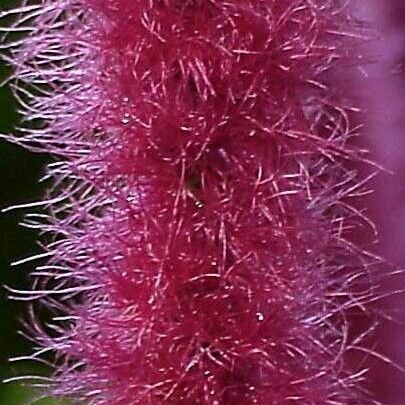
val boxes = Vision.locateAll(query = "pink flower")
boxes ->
[3,1,386,403]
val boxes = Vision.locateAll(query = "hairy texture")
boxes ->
[2,1,380,404]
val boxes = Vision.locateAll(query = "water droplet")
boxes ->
[195,200,204,209]
[121,113,130,124]
[256,312,264,321]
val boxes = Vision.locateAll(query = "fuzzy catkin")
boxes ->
[3,1,380,404]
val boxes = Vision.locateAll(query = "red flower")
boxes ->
[3,1,384,403]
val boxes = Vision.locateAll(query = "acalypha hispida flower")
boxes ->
[1,1,400,404]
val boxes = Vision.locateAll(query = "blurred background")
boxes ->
[0,1,404,404]
[358,2,405,405]
[0,1,53,403]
